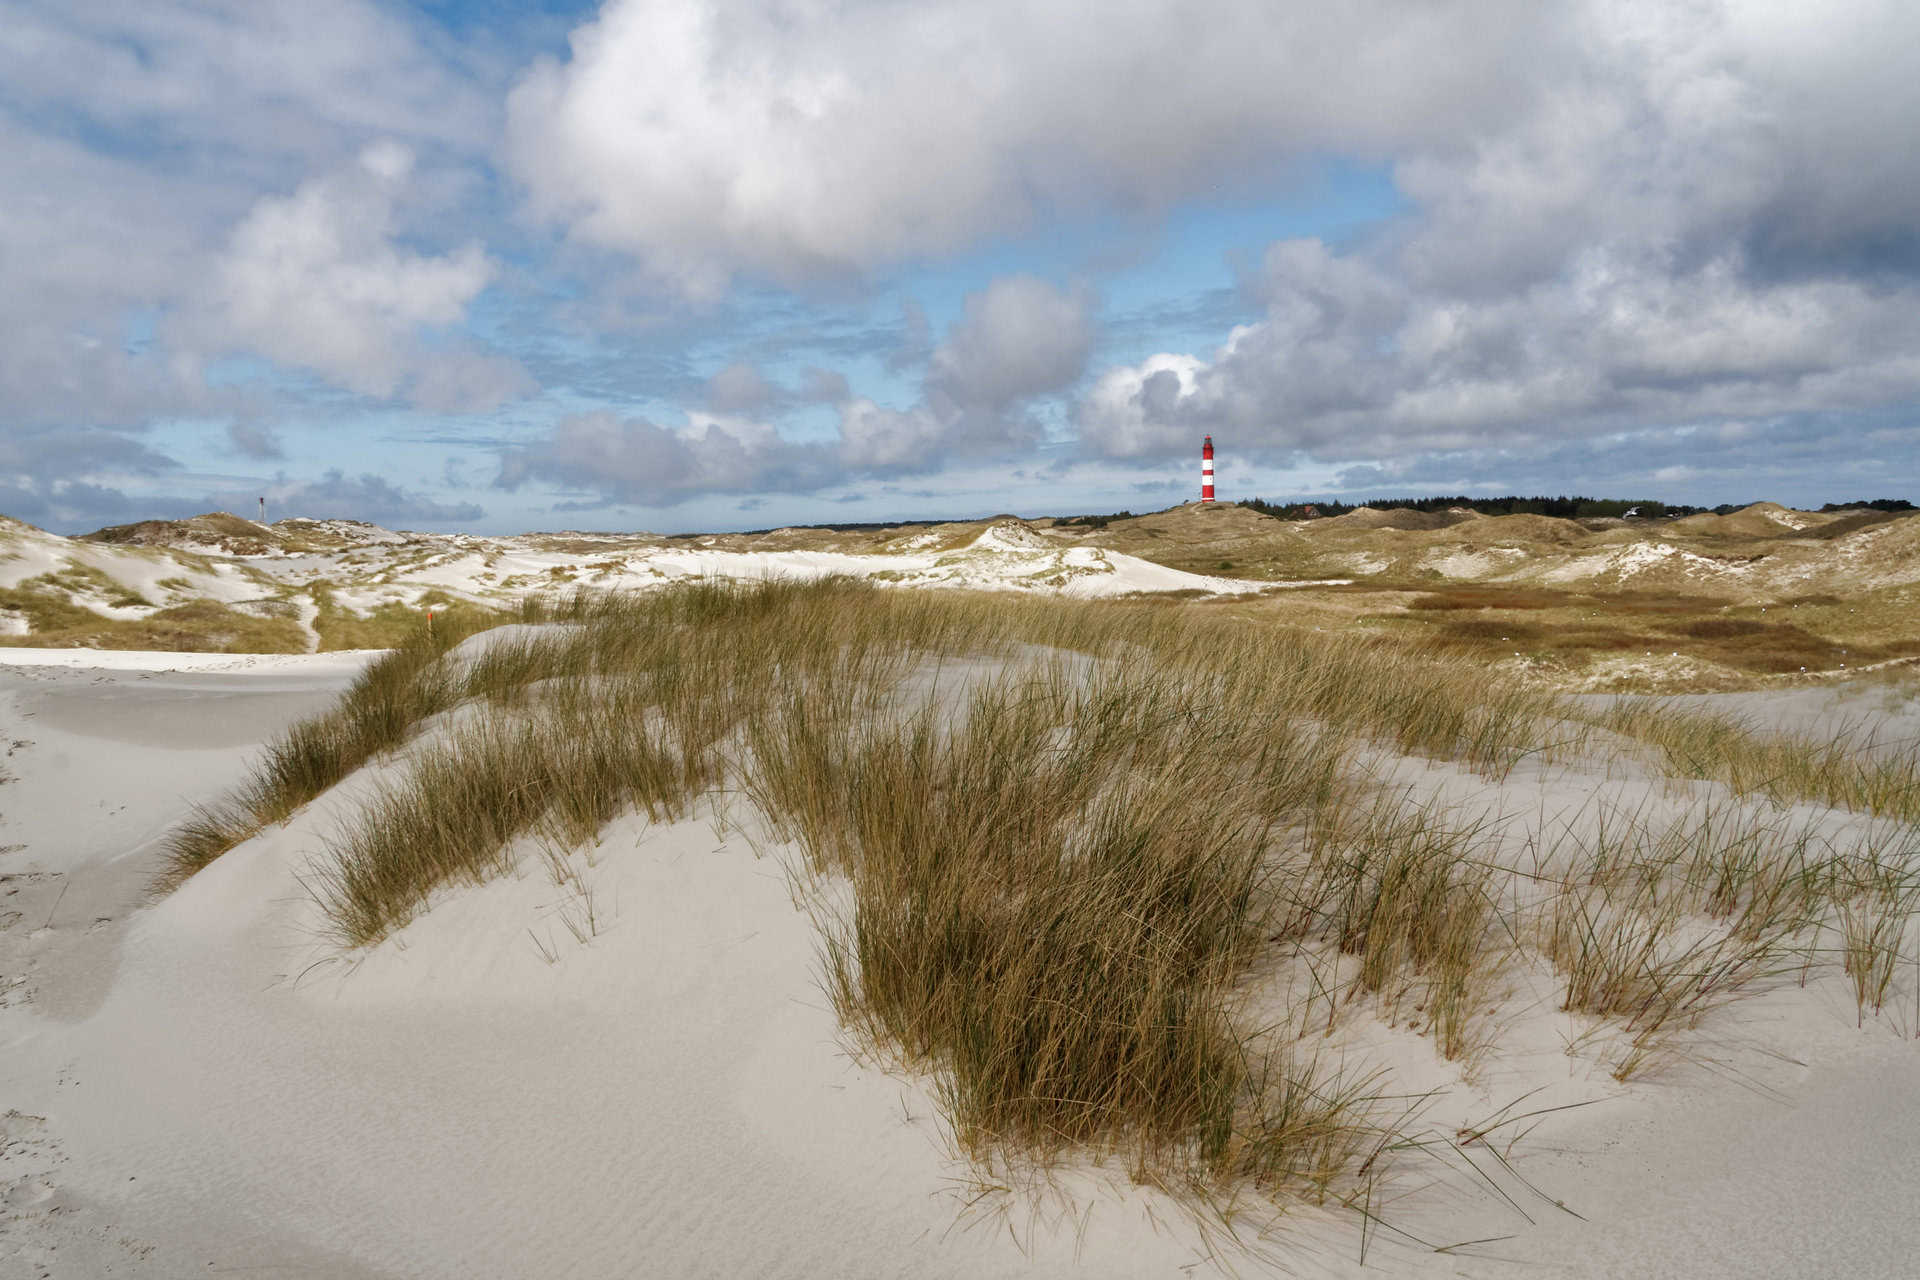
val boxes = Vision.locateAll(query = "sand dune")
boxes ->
[6,599,1920,1276]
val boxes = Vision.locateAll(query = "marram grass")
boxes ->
[154,577,1920,1220]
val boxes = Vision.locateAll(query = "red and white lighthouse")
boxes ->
[1201,436,1215,503]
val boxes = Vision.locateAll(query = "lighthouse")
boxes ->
[1201,436,1215,503]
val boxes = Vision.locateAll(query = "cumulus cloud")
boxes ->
[500,0,1920,503]
[0,426,188,532]
[1081,238,1920,463]
[843,275,1087,470]
[506,0,1552,293]
[503,271,1081,507]
[1075,2,1920,477]
[0,2,502,434]
[928,276,1094,411]
[704,362,779,415]
[175,143,525,410]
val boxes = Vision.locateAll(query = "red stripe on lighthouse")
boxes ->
[1201,435,1215,503]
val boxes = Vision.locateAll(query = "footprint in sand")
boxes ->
[4,1176,54,1207]
[0,1110,46,1142]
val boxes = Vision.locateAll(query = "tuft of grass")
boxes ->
[764,659,1375,1193]
[1830,846,1920,1026]
[1601,699,1920,823]
[308,697,682,944]
[1294,799,1501,1062]
[151,606,506,892]
[1541,806,1825,1078]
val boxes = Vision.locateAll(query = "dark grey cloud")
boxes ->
[928,276,1094,411]
[0,428,186,528]
[238,470,486,525]
[0,481,203,534]
[226,421,285,461]
[496,413,837,507]
[0,428,180,480]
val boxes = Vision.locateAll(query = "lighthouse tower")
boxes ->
[1201,436,1215,503]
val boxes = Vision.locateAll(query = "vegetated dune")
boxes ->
[0,511,1265,654]
[11,499,1920,694]
[1440,512,1592,544]
[1300,506,1477,533]
[9,579,1920,1276]
[84,511,291,556]
[1665,500,1838,539]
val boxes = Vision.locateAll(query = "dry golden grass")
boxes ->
[152,576,1920,1228]
[1600,700,1920,822]
[308,581,497,651]
[0,589,308,653]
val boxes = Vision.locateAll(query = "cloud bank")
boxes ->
[505,0,1552,293]
[508,0,1920,495]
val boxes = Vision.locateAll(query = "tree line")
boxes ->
[1235,495,1914,520]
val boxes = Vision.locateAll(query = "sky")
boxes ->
[6,1,1920,534]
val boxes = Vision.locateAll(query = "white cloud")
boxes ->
[179,143,523,409]
[3,1,496,162]
[506,0,1554,293]
[1078,354,1207,459]
[1080,239,1920,462]
[501,269,1080,505]
[1076,1,1920,468]
[0,1,507,437]
[836,400,951,471]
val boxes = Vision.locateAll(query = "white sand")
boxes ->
[5,654,1920,1277]
[0,647,384,672]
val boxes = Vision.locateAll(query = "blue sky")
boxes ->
[6,1,1920,533]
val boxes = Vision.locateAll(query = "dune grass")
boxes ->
[153,605,502,889]
[1600,699,1920,823]
[154,576,1920,1223]
[0,583,308,653]
[307,581,497,651]
[1290,799,1504,1063]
